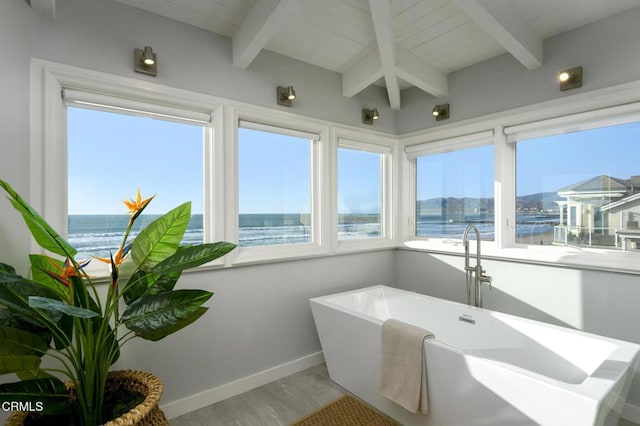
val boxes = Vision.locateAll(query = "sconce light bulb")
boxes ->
[285,86,296,100]
[559,71,570,82]
[141,46,155,65]
[432,110,439,117]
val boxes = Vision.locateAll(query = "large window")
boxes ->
[414,144,495,241]
[515,121,640,250]
[67,106,206,260]
[337,146,384,240]
[237,124,314,247]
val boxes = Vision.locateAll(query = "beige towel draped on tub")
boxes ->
[380,318,434,414]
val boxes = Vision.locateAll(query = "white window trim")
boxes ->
[333,128,398,253]
[227,107,330,265]
[30,59,225,274]
[400,78,640,274]
[31,59,402,269]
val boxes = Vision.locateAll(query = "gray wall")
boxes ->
[397,5,640,134]
[3,0,640,419]
[0,0,397,416]
[396,249,640,410]
[117,250,397,404]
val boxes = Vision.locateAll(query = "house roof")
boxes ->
[557,175,631,194]
[601,192,640,212]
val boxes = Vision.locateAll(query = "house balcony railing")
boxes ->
[553,225,616,247]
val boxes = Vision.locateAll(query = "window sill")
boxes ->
[232,243,330,265]
[401,239,640,275]
[335,238,397,253]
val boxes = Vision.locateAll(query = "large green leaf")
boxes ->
[70,276,99,314]
[16,369,52,380]
[28,255,70,299]
[0,263,16,274]
[28,297,98,319]
[123,270,181,305]
[0,283,30,313]
[0,309,53,348]
[122,290,212,339]
[123,270,152,306]
[0,179,76,258]
[0,325,48,356]
[132,202,191,270]
[0,355,41,374]
[0,377,70,414]
[124,242,234,305]
[136,307,208,341]
[0,282,61,328]
[151,242,237,275]
[0,272,62,302]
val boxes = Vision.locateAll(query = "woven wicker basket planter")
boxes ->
[5,370,169,426]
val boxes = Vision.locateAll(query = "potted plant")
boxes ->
[0,179,236,425]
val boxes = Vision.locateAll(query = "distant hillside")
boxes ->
[416,197,493,215]
[515,192,562,212]
[417,192,561,215]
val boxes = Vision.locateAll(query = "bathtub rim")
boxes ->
[310,284,640,405]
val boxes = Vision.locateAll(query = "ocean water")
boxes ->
[68,213,383,259]
[416,213,560,241]
[68,213,558,259]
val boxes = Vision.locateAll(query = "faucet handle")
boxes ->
[481,274,492,291]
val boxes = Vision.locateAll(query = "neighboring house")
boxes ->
[554,175,640,248]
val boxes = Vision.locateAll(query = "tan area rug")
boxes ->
[292,395,400,426]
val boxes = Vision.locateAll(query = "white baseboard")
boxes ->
[160,351,325,420]
[623,401,640,424]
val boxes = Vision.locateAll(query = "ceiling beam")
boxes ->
[396,48,448,97]
[342,50,384,98]
[232,0,293,70]
[29,0,56,17]
[452,0,542,70]
[368,0,401,110]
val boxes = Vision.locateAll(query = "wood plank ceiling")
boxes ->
[85,0,640,109]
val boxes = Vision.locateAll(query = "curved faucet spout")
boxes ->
[462,224,491,308]
[462,225,481,269]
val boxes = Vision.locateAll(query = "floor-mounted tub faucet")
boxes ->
[462,225,492,308]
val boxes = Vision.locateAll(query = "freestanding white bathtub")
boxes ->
[310,285,640,426]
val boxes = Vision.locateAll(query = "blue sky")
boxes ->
[238,128,311,214]
[69,107,640,213]
[338,148,381,214]
[516,121,640,196]
[416,121,640,200]
[69,109,384,215]
[68,107,203,214]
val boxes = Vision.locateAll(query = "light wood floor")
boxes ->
[170,364,640,426]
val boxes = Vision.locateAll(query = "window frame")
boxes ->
[401,81,640,274]
[33,59,640,274]
[225,106,330,265]
[508,107,640,253]
[333,128,398,253]
[30,60,225,274]
[31,60,400,271]
[404,130,497,245]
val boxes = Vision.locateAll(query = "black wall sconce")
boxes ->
[134,46,157,76]
[362,108,380,125]
[277,86,296,107]
[432,104,449,121]
[558,66,582,91]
